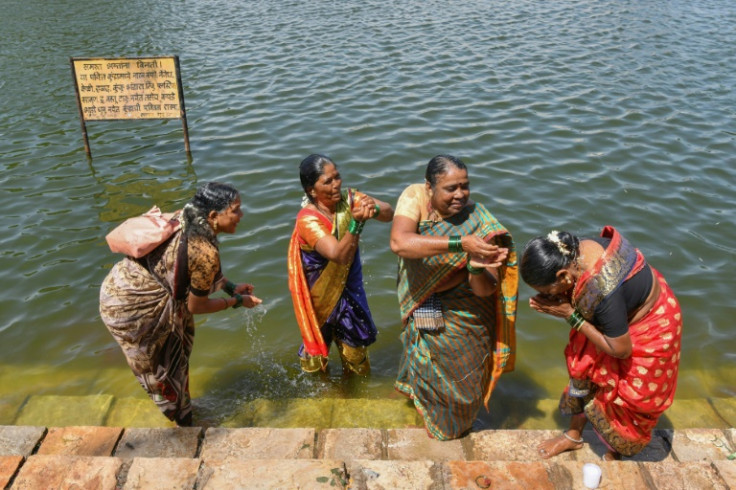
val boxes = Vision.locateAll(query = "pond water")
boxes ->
[1,0,734,428]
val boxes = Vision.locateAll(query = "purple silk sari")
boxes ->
[298,247,377,353]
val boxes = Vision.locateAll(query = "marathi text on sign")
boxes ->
[72,57,182,120]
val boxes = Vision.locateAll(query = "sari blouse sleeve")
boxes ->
[395,183,426,222]
[296,213,331,249]
[188,237,220,296]
[593,290,630,338]
[352,189,367,205]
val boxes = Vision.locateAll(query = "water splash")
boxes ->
[239,303,268,334]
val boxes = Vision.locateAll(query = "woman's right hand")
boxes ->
[350,197,374,222]
[529,294,573,319]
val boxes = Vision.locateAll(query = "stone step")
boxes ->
[1,426,734,488]
[2,455,734,489]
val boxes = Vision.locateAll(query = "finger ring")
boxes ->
[539,448,546,454]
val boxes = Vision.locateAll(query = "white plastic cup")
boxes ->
[582,463,602,489]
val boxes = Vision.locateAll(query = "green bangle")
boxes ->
[232,294,243,309]
[348,218,365,235]
[566,310,585,330]
[223,280,236,296]
[373,204,380,217]
[448,235,463,253]
[467,263,484,275]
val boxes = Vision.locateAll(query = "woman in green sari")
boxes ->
[390,155,518,440]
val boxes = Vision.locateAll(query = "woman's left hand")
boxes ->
[468,246,508,269]
[234,283,255,295]
[241,294,263,307]
[529,294,574,319]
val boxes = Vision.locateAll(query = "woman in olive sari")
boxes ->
[288,154,393,374]
[100,182,262,426]
[390,155,518,440]
[522,228,682,460]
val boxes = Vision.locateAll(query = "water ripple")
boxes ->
[0,0,734,407]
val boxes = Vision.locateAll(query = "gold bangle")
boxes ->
[568,313,584,331]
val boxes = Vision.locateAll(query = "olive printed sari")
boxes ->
[100,232,195,424]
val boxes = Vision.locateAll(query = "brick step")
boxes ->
[1,426,735,488]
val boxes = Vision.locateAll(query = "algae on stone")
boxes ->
[16,394,113,427]
[106,397,175,428]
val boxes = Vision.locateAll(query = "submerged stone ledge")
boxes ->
[3,394,736,430]
[0,425,734,488]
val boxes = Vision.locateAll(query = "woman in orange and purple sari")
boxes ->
[288,154,393,374]
[521,227,682,460]
[390,155,518,440]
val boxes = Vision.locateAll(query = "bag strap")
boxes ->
[173,231,190,301]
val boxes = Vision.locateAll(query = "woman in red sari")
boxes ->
[521,227,682,460]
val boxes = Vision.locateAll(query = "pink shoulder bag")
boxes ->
[105,206,182,258]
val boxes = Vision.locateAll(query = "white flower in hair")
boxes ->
[547,230,570,256]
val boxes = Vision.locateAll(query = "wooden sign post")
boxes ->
[70,55,190,157]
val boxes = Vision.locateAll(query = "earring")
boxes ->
[213,220,218,232]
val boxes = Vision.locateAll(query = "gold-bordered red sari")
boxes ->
[562,226,683,456]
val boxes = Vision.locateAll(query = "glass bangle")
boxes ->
[566,310,584,330]
[467,263,484,275]
[348,219,364,235]
[448,235,463,253]
[223,280,236,296]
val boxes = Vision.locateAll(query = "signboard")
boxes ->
[71,56,190,156]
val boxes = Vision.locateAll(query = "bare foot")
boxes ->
[602,450,622,461]
[537,432,584,459]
